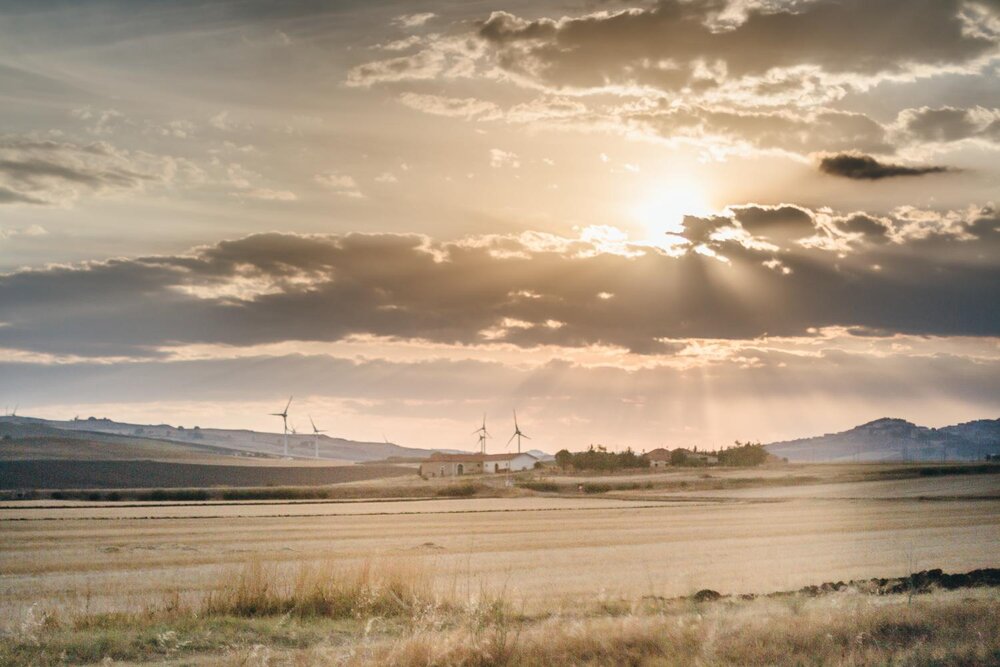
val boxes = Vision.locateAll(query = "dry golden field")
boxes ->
[1,465,998,665]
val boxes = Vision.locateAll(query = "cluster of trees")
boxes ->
[554,440,772,470]
[554,445,646,471]
[717,441,770,467]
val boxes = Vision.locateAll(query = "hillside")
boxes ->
[0,421,256,461]
[941,419,1000,447]
[765,417,999,462]
[0,416,445,462]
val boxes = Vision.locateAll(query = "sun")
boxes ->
[631,181,712,240]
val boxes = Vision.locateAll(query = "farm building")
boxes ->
[673,448,719,465]
[420,452,538,478]
[644,448,672,468]
[643,448,720,467]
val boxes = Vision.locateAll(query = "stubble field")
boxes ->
[1,465,998,665]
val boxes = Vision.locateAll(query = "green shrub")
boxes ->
[138,489,210,502]
[582,483,612,494]
[518,481,560,493]
[437,484,478,497]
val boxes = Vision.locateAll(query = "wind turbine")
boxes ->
[270,396,292,458]
[309,415,326,459]
[507,410,530,454]
[473,414,491,454]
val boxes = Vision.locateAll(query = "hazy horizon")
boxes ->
[1,0,998,452]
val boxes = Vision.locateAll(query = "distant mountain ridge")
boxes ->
[0,415,464,463]
[765,417,1000,462]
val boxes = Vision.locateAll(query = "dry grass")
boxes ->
[345,589,1000,666]
[2,558,998,666]
[203,558,437,619]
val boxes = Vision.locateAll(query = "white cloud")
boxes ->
[0,224,48,240]
[209,111,251,132]
[398,93,501,120]
[489,148,520,168]
[315,171,364,198]
[70,107,125,136]
[379,35,423,52]
[242,188,297,201]
[393,13,436,29]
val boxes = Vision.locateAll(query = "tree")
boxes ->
[555,449,573,470]
[670,449,688,466]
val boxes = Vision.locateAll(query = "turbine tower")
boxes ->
[507,409,530,454]
[309,415,326,459]
[270,396,292,458]
[473,414,491,454]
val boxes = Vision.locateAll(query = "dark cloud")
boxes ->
[679,213,734,246]
[731,205,815,239]
[818,153,950,180]
[839,214,892,242]
[0,217,996,358]
[964,207,999,238]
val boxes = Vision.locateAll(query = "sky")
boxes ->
[0,0,998,452]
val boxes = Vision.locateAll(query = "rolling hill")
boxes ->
[765,417,1000,462]
[0,415,447,462]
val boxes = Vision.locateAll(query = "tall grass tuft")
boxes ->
[202,559,435,620]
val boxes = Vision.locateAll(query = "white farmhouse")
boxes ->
[420,452,538,478]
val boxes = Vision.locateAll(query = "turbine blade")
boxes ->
[284,396,293,413]
[507,433,516,445]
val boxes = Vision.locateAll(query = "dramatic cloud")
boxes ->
[0,211,996,359]
[818,153,950,180]
[350,3,1000,158]
[475,1,997,95]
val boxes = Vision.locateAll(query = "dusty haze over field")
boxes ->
[0,0,998,450]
